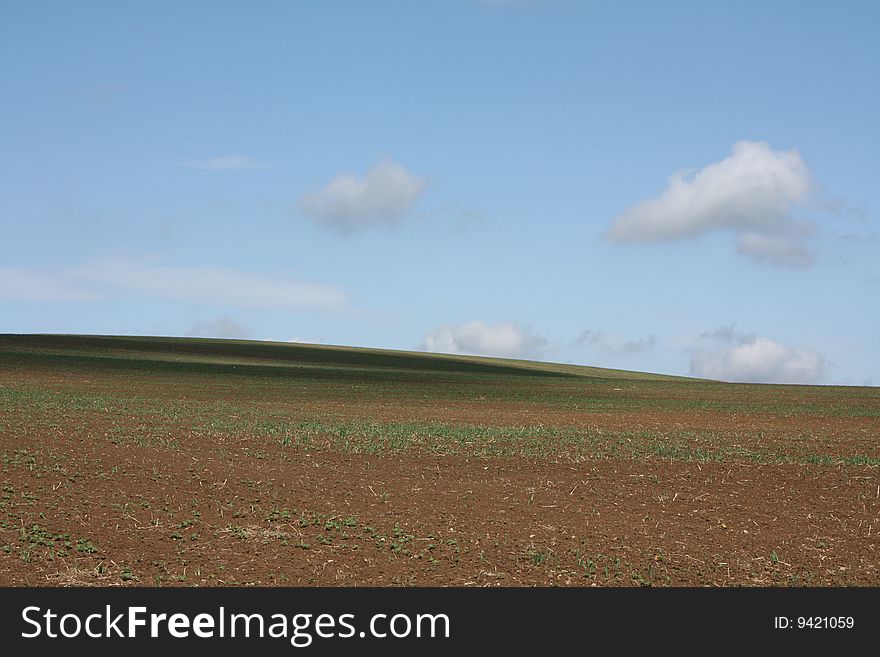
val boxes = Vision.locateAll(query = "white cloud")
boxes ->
[175,155,273,170]
[691,336,825,384]
[299,158,427,233]
[421,320,545,359]
[1,261,346,311]
[187,316,252,339]
[605,141,816,267]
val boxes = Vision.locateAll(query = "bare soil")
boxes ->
[1,339,878,586]
[2,408,878,587]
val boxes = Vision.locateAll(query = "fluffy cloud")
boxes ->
[691,335,825,384]
[1,261,346,311]
[604,141,816,267]
[175,154,272,170]
[299,158,427,233]
[187,316,252,339]
[576,329,656,354]
[421,321,546,359]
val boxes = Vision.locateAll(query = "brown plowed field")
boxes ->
[1,335,878,586]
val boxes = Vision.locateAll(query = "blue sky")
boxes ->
[1,0,877,384]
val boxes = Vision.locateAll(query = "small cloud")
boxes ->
[575,329,656,354]
[174,155,274,170]
[421,320,545,359]
[187,317,252,339]
[604,140,817,268]
[299,158,427,234]
[691,336,825,384]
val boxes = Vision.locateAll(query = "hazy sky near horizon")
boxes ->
[1,0,878,385]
